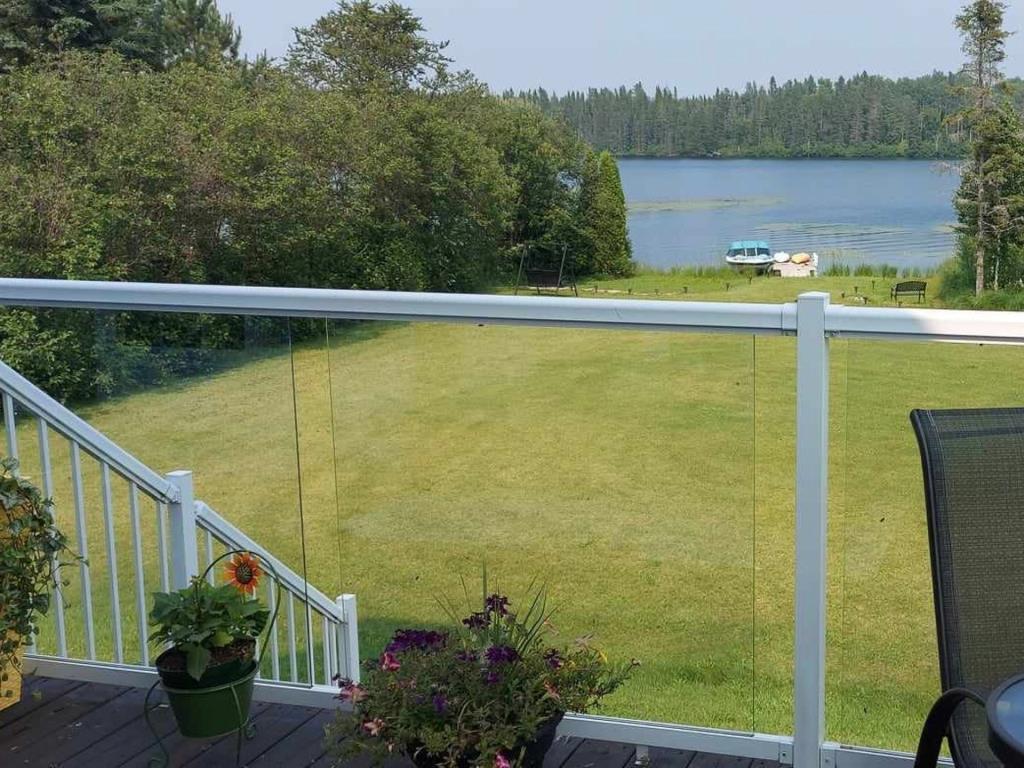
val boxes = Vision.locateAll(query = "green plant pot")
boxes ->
[156,650,258,739]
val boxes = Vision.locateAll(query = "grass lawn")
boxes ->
[8,269,1020,752]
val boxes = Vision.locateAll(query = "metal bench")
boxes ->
[891,280,927,303]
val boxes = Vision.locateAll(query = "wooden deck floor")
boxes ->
[0,677,780,768]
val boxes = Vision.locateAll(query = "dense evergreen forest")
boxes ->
[510,72,1024,159]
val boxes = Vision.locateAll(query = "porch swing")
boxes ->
[513,245,579,297]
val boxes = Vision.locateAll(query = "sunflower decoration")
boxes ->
[225,552,263,595]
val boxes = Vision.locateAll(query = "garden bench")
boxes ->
[891,280,927,303]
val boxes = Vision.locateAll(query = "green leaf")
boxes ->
[186,644,211,681]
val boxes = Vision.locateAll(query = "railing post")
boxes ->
[336,594,360,684]
[166,470,198,589]
[795,292,830,768]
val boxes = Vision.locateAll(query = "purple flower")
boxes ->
[544,649,564,670]
[455,650,479,663]
[485,645,519,665]
[495,752,512,768]
[485,669,503,686]
[432,693,448,714]
[485,594,510,616]
[386,629,448,654]
[462,612,490,630]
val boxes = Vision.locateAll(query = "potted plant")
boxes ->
[0,458,79,711]
[149,551,276,738]
[328,574,638,767]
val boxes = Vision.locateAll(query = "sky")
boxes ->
[217,0,1024,96]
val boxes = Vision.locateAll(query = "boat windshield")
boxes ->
[727,243,771,258]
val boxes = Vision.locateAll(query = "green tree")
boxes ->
[954,103,1024,290]
[579,150,633,276]
[954,0,1013,294]
[158,0,240,67]
[0,0,162,71]
[287,0,450,93]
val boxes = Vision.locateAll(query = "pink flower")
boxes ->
[543,680,561,701]
[362,717,386,736]
[495,752,512,768]
[338,681,367,703]
[380,651,401,671]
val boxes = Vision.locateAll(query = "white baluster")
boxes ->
[70,443,96,660]
[100,463,124,663]
[128,483,148,665]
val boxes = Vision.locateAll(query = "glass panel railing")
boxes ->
[2,308,316,685]
[828,338,1024,751]
[752,335,796,737]
[0,302,800,734]
[313,319,761,731]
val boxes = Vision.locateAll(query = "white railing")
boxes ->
[2,278,1015,768]
[195,500,359,686]
[0,351,359,707]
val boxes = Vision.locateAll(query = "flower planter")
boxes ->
[0,636,20,712]
[408,713,563,768]
[155,645,257,739]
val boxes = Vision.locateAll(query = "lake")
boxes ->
[618,158,960,270]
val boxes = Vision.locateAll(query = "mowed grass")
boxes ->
[8,272,1023,752]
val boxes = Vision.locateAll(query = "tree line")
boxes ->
[0,1,634,401]
[511,72,1024,159]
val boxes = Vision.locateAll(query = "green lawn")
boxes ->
[9,271,1020,752]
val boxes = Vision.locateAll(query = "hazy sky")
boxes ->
[218,1,1024,95]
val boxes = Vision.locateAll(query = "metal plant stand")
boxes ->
[143,549,281,768]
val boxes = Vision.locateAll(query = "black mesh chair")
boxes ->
[911,409,1024,768]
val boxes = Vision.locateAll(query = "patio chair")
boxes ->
[910,408,1024,768]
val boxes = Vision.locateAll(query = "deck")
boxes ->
[0,677,779,768]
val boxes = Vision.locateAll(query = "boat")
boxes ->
[725,241,775,272]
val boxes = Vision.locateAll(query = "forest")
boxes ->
[512,72,1024,159]
[0,0,633,401]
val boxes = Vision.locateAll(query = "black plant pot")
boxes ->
[408,712,563,768]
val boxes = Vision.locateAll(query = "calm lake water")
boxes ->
[619,158,960,270]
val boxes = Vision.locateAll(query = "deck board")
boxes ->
[648,748,698,768]
[0,677,775,768]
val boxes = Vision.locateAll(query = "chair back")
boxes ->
[911,408,1024,768]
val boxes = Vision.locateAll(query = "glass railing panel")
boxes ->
[317,319,760,730]
[751,335,796,737]
[1,308,314,684]
[827,338,1024,751]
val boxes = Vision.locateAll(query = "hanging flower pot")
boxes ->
[0,633,22,712]
[148,550,278,740]
[0,459,80,713]
[155,640,258,739]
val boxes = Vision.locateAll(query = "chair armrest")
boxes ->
[913,688,986,768]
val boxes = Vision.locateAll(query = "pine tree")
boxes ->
[158,0,239,67]
[0,0,163,71]
[954,0,1013,294]
[579,150,633,276]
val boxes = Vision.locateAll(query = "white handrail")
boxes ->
[0,278,793,335]
[3,277,1024,345]
[0,358,180,502]
[826,304,1024,343]
[195,501,343,621]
